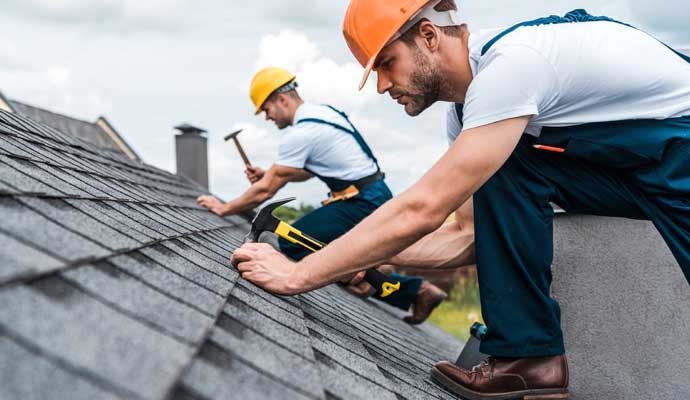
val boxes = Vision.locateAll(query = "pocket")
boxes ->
[563,137,653,168]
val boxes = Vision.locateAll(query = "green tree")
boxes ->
[273,203,316,224]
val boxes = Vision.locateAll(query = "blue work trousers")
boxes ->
[475,117,690,357]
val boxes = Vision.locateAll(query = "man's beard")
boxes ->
[403,46,442,116]
[274,112,291,130]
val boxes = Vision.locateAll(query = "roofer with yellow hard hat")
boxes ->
[230,0,690,397]
[197,66,448,324]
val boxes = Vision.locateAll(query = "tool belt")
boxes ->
[322,171,384,206]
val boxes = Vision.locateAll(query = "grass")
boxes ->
[427,267,483,342]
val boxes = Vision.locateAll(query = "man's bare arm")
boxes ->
[197,165,312,216]
[232,116,529,294]
[388,198,475,270]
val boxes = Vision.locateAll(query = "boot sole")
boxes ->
[430,366,569,400]
[404,293,448,325]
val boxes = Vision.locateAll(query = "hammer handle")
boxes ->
[274,221,400,298]
[233,138,251,167]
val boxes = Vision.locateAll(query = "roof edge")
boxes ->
[0,91,16,113]
[95,116,141,161]
[8,99,96,125]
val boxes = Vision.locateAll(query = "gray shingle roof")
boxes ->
[0,109,462,400]
[7,99,140,161]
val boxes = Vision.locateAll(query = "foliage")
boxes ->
[272,203,316,224]
[428,267,484,341]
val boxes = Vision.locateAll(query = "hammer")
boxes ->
[245,197,401,298]
[224,129,251,167]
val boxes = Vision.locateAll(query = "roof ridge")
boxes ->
[9,99,98,126]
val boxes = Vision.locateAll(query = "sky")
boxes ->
[1,0,689,205]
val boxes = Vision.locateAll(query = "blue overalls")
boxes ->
[465,10,690,357]
[278,105,423,311]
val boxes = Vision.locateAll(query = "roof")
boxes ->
[3,97,140,161]
[0,108,462,400]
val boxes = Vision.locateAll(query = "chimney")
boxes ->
[174,123,209,190]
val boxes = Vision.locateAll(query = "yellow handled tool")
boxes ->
[246,197,401,297]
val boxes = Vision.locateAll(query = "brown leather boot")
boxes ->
[431,355,569,400]
[403,280,447,325]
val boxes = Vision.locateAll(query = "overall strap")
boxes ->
[481,9,690,65]
[297,105,381,171]
[454,103,464,126]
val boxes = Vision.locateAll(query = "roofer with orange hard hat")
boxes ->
[197,66,448,324]
[229,0,690,398]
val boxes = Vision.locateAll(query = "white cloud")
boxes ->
[2,0,197,33]
[625,0,690,45]
[267,0,347,28]
[255,30,320,72]
[252,29,378,112]
[44,65,71,87]
[4,1,690,207]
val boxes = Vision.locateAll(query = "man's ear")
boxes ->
[277,93,290,107]
[418,20,441,52]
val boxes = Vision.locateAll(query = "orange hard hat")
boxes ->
[343,0,432,90]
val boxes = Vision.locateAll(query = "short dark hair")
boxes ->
[400,0,463,45]
[266,88,301,105]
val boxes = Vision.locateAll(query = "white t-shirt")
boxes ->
[446,102,463,145]
[447,20,690,143]
[276,103,378,180]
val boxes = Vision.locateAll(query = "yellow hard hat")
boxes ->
[249,67,297,115]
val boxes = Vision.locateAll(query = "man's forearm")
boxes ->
[223,184,272,215]
[288,117,528,292]
[388,220,475,269]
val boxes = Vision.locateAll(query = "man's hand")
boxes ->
[196,195,226,216]
[345,279,375,298]
[340,264,395,298]
[231,243,305,295]
[245,166,265,184]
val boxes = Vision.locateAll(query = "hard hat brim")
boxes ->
[358,58,376,91]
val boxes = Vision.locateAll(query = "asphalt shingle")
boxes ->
[0,279,193,400]
[209,323,324,399]
[0,156,63,196]
[62,263,214,344]
[0,335,121,400]
[177,341,317,400]
[34,163,104,197]
[231,283,309,334]
[110,201,180,237]
[0,108,465,400]
[313,349,398,400]
[137,245,235,296]
[64,199,150,244]
[223,298,313,359]
[105,255,224,315]
[19,197,141,252]
[91,201,164,240]
[0,197,109,264]
[0,231,64,284]
[161,238,236,278]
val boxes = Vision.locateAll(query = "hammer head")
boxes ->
[246,197,295,242]
[224,129,243,142]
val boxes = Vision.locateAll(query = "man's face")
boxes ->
[261,96,291,129]
[374,38,442,117]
